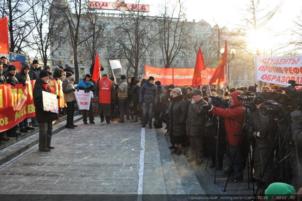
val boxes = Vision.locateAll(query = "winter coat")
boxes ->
[140,82,156,104]
[0,69,6,84]
[250,107,276,182]
[29,66,41,80]
[168,95,188,137]
[117,80,128,100]
[77,80,95,92]
[98,76,113,104]
[211,91,245,146]
[129,84,140,106]
[186,98,209,137]
[16,66,30,86]
[33,78,58,123]
[62,78,76,103]
[291,110,302,188]
[6,74,19,86]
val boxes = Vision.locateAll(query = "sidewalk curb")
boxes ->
[0,116,82,166]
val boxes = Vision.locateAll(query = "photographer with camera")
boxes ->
[208,91,245,182]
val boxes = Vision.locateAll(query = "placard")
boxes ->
[42,91,59,114]
[75,90,93,110]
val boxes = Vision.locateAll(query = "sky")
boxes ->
[127,0,302,54]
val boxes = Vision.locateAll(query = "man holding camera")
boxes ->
[209,91,245,182]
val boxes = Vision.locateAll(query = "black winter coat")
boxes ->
[168,95,188,137]
[186,99,208,137]
[6,74,19,86]
[33,79,58,123]
[140,82,156,104]
[29,67,41,80]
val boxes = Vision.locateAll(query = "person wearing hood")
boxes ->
[140,76,156,128]
[209,91,245,182]
[33,70,58,152]
[168,88,188,155]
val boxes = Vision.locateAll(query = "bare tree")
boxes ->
[82,12,106,66]
[158,0,187,67]
[115,8,156,77]
[1,0,39,53]
[27,0,53,66]
[55,0,85,82]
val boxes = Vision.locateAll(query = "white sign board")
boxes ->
[42,91,59,114]
[109,60,122,70]
[75,90,93,110]
[256,56,302,86]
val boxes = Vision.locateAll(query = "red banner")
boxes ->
[144,65,215,86]
[0,83,36,132]
[0,17,9,54]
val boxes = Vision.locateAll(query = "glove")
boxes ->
[203,103,213,111]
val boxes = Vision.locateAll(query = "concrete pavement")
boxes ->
[0,120,205,197]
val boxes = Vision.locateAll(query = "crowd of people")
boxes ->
[1,57,302,199]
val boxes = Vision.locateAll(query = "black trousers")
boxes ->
[39,121,53,151]
[66,101,75,127]
[118,99,129,121]
[82,103,94,123]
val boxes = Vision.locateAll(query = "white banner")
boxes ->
[256,56,302,86]
[42,91,59,114]
[75,90,93,110]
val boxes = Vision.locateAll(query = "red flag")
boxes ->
[0,17,9,54]
[92,53,101,82]
[209,41,228,85]
[192,48,206,87]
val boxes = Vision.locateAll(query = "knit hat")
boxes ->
[39,70,50,78]
[171,88,182,95]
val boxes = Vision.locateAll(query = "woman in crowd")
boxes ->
[168,88,188,155]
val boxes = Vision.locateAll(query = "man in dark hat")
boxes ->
[63,67,76,128]
[33,70,58,152]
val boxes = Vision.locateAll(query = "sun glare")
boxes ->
[246,30,276,53]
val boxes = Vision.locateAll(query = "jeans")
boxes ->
[66,101,75,127]
[39,121,53,150]
[142,102,154,126]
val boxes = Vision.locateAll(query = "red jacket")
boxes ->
[211,91,245,146]
[98,76,112,104]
